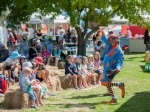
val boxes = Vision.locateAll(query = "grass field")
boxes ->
[1,53,150,112]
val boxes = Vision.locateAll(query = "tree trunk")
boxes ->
[77,34,85,56]
[76,26,85,56]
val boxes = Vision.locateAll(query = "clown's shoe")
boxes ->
[102,98,118,104]
[119,82,125,98]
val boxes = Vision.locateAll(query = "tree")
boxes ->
[1,0,150,55]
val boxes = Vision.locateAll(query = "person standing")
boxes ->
[28,28,35,46]
[8,29,16,46]
[66,24,71,43]
[100,30,125,104]
[55,26,60,44]
[58,27,65,44]
[144,29,150,51]
[70,27,77,44]
[0,45,9,62]
[126,28,132,38]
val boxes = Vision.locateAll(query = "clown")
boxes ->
[100,30,125,104]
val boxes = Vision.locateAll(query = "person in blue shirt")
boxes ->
[47,44,61,66]
[47,38,53,54]
[99,30,125,104]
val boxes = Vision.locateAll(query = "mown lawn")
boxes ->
[2,53,150,112]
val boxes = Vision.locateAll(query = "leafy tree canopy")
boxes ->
[1,0,150,55]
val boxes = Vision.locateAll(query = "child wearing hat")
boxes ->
[2,51,20,82]
[33,57,52,88]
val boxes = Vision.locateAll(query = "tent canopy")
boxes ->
[29,13,69,24]
[111,16,129,25]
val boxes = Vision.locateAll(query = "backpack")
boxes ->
[0,75,7,94]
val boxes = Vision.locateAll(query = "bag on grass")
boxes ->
[0,74,7,94]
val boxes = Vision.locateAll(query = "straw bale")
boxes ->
[49,76,62,93]
[46,65,58,70]
[58,62,65,69]
[0,63,2,71]
[49,70,55,76]
[3,89,29,109]
[59,76,72,90]
[49,70,65,77]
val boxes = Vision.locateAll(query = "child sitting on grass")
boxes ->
[20,67,38,108]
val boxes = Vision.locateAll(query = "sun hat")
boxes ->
[23,62,33,68]
[34,57,43,65]
[77,55,82,59]
[88,55,93,58]
[108,34,118,40]
[20,56,26,59]
[10,51,21,60]
[72,55,77,58]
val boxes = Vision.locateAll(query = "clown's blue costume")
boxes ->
[100,32,125,104]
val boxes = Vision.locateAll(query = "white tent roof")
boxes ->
[29,13,69,24]
[108,25,121,31]
[111,16,128,22]
[111,16,129,25]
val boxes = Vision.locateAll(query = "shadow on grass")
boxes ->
[139,65,150,73]
[140,65,145,72]
[115,91,150,112]
[65,94,103,99]
[124,53,144,55]
[46,102,99,109]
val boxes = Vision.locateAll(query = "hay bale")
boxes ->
[49,70,65,76]
[59,76,72,90]
[58,62,65,69]
[49,76,62,93]
[0,63,2,71]
[3,89,29,109]
[46,65,58,70]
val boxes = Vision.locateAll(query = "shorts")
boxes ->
[65,73,72,76]
[108,73,117,81]
[71,37,76,43]
[28,91,37,101]
[95,69,101,74]
[5,66,12,70]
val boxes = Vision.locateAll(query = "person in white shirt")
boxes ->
[46,28,53,37]
[58,27,65,43]
[126,28,132,38]
[70,27,77,43]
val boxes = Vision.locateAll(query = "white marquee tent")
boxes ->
[29,13,69,24]
[111,16,129,25]
[0,26,8,46]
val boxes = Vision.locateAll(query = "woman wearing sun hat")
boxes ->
[99,29,125,104]
[2,51,21,82]
[33,57,52,88]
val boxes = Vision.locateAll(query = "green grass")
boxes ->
[3,53,150,112]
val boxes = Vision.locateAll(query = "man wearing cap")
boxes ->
[100,30,125,104]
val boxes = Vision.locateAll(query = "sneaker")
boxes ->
[9,77,14,82]
[102,98,118,104]
[75,87,79,90]
[97,81,101,84]
[31,105,37,108]
[119,82,125,98]
[93,81,96,85]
